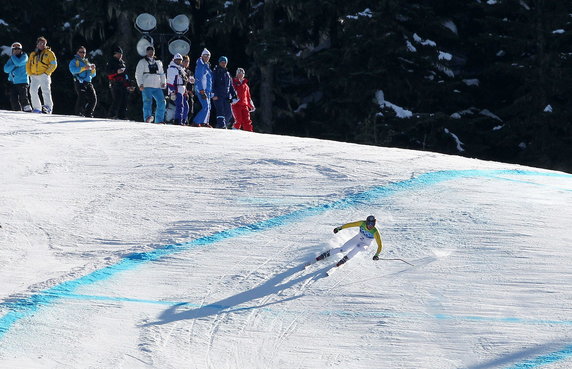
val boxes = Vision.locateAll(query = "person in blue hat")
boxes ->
[212,55,238,128]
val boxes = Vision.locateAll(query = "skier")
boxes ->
[316,215,383,267]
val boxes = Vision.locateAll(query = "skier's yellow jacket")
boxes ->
[339,220,383,255]
[26,47,57,76]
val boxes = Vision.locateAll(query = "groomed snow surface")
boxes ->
[0,111,571,369]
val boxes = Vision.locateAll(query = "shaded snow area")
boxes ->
[1,111,572,369]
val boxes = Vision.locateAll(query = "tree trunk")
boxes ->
[259,0,275,133]
[534,0,547,107]
[117,12,134,56]
[259,64,275,133]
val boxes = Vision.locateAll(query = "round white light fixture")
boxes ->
[170,14,190,34]
[136,35,154,57]
[168,37,191,56]
[169,37,191,55]
[135,13,157,33]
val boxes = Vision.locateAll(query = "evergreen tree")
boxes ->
[0,1,570,170]
[463,0,572,168]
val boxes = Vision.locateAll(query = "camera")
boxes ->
[148,62,159,74]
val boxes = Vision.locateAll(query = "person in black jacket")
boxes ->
[212,56,237,128]
[105,46,132,119]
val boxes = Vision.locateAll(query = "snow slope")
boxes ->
[0,110,571,369]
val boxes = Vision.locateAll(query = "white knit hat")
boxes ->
[173,53,183,60]
[11,42,22,49]
[201,48,211,56]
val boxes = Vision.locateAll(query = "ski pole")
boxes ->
[379,258,414,266]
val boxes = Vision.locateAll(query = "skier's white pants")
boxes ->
[330,233,370,260]
[29,74,53,111]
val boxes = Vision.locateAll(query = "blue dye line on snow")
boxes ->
[1,168,571,357]
[432,313,572,326]
[503,345,572,369]
[488,175,572,192]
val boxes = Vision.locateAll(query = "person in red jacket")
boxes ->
[231,68,255,131]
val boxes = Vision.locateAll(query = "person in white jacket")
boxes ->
[135,46,166,123]
[166,53,189,125]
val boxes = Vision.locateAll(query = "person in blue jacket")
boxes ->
[3,42,31,112]
[192,48,213,127]
[68,46,97,117]
[212,56,237,128]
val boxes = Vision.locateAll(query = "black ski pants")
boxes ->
[108,81,128,119]
[8,83,30,111]
[73,80,97,117]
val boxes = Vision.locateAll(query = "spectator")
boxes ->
[231,68,255,131]
[192,48,213,127]
[166,53,189,125]
[181,55,195,120]
[3,42,31,112]
[135,46,166,123]
[106,46,131,119]
[26,36,57,114]
[68,46,97,117]
[212,56,237,129]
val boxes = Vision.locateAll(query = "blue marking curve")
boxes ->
[1,169,571,369]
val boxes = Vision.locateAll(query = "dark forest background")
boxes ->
[1,0,571,172]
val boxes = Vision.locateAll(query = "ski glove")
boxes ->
[333,227,341,234]
[373,254,380,261]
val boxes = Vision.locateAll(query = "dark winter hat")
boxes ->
[146,46,155,51]
[218,56,228,63]
[113,46,124,54]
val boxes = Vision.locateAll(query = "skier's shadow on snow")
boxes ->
[147,263,329,325]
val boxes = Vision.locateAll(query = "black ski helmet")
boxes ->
[366,215,376,225]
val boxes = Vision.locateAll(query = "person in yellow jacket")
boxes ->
[26,36,57,113]
[316,215,383,267]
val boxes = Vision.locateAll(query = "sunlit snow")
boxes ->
[0,111,571,369]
